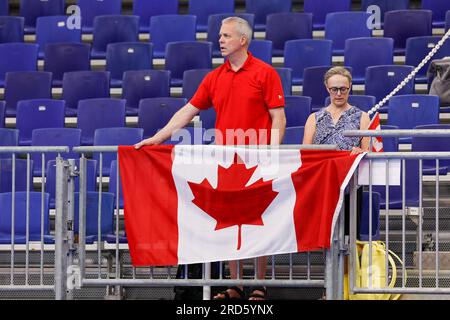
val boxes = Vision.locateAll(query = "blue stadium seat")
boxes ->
[0,101,4,128]
[105,42,153,88]
[0,159,33,192]
[405,36,450,84]
[207,13,255,57]
[93,127,144,176]
[365,65,415,113]
[446,11,450,31]
[0,128,19,159]
[182,69,211,100]
[275,67,292,96]
[0,192,52,244]
[384,10,432,55]
[165,41,212,87]
[378,124,400,152]
[359,191,381,241]
[304,0,351,30]
[421,0,450,28]
[302,66,337,112]
[0,0,8,15]
[387,94,440,143]
[109,160,123,208]
[284,39,332,85]
[245,0,291,31]
[16,99,65,146]
[149,15,197,58]
[412,124,450,175]
[133,0,179,33]
[249,40,272,65]
[344,37,394,84]
[325,95,376,113]
[91,15,140,59]
[36,16,82,58]
[122,70,171,116]
[20,0,65,34]
[74,191,115,244]
[0,43,38,87]
[162,126,206,145]
[31,128,82,176]
[0,16,24,43]
[188,0,234,32]
[284,96,311,128]
[62,71,110,116]
[324,12,372,55]
[199,108,216,131]
[282,126,304,144]
[77,0,122,33]
[265,12,312,57]
[43,42,91,87]
[46,158,97,209]
[361,0,410,24]
[138,97,187,138]
[77,98,126,146]
[4,71,52,117]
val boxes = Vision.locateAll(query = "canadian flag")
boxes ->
[118,145,365,266]
[368,112,383,152]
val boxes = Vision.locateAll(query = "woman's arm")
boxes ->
[302,113,316,144]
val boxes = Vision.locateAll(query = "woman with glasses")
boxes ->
[303,66,370,154]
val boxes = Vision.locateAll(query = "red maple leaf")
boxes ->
[188,153,278,250]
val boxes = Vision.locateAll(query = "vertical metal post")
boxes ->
[337,205,345,300]
[66,159,76,300]
[203,263,211,300]
[348,175,358,296]
[78,155,87,280]
[55,157,69,300]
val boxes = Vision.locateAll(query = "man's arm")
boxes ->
[269,107,286,145]
[134,103,201,149]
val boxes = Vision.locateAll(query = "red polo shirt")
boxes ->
[190,52,285,145]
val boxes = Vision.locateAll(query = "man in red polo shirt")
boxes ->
[135,16,286,299]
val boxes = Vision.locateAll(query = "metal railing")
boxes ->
[344,129,450,297]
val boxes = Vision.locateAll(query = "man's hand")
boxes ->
[134,136,161,149]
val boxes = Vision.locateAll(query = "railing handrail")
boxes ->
[72,144,339,153]
[365,151,450,159]
[0,146,70,153]
[343,129,450,137]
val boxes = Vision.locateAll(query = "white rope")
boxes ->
[368,27,450,116]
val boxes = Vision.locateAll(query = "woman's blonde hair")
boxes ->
[324,66,352,85]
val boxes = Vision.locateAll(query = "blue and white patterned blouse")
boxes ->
[313,106,362,150]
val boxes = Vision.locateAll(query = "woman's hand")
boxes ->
[350,147,365,155]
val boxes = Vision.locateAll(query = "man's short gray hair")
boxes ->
[221,16,252,46]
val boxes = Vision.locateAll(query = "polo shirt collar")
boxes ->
[225,51,253,72]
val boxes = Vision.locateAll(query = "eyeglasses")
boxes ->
[328,87,350,94]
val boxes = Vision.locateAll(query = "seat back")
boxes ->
[132,0,179,32]
[122,70,171,110]
[149,15,197,58]
[245,0,292,30]
[284,39,332,85]
[0,159,34,193]
[20,0,65,32]
[282,126,304,144]
[44,42,91,85]
[304,0,351,29]
[182,69,211,101]
[284,96,311,127]
[77,0,122,32]
[93,127,144,176]
[77,98,126,145]
[138,97,187,138]
[325,12,372,54]
[384,10,432,53]
[165,41,212,86]
[105,42,153,85]
[36,16,82,57]
[0,16,24,43]
[249,40,272,65]
[62,71,110,111]
[0,43,38,86]
[4,71,52,116]
[17,99,65,145]
[265,12,312,56]
[188,0,234,32]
